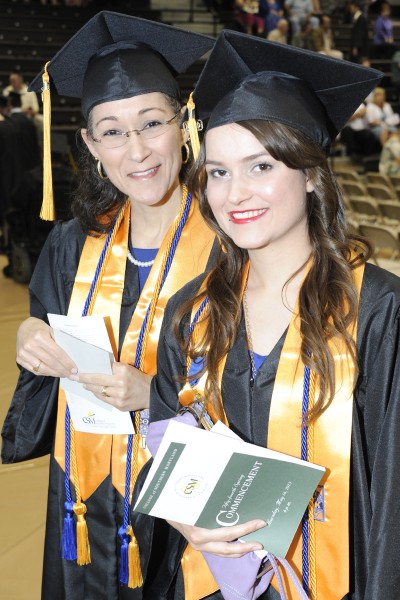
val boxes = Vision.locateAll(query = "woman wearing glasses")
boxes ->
[1,12,216,600]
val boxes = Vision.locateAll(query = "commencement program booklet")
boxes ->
[134,421,325,558]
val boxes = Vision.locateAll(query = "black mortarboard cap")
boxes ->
[29,10,215,120]
[192,30,383,149]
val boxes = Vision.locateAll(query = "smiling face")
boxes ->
[81,92,187,208]
[204,123,314,257]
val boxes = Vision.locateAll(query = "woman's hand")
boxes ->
[167,519,267,558]
[16,317,78,378]
[73,362,152,412]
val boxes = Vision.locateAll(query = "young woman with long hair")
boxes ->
[146,31,400,600]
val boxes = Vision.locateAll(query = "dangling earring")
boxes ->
[96,158,108,180]
[181,143,190,165]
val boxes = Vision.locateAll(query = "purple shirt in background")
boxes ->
[373,15,393,45]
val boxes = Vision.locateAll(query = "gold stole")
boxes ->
[268,261,364,600]
[54,195,215,504]
[179,261,365,600]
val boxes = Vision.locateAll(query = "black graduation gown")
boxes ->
[148,262,400,600]
[0,116,22,219]
[9,111,41,172]
[2,219,157,600]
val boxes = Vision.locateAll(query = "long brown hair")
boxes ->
[174,120,371,423]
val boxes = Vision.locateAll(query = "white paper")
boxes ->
[134,421,325,557]
[48,313,113,348]
[48,314,134,434]
[65,390,134,434]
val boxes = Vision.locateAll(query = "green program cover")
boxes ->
[195,452,322,557]
[133,422,325,558]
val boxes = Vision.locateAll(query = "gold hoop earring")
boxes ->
[96,158,108,180]
[182,143,190,165]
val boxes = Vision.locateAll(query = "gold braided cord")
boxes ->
[307,370,317,600]
[131,412,141,493]
[137,185,189,372]
[70,417,82,504]
[185,279,212,377]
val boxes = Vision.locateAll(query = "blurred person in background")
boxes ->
[366,86,400,145]
[372,1,398,59]
[2,71,43,141]
[267,17,289,42]
[379,127,400,175]
[349,0,369,63]
[312,14,344,58]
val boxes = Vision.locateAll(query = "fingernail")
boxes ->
[256,520,268,529]
[71,367,78,374]
[250,544,264,551]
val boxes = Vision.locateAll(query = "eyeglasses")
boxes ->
[91,111,181,149]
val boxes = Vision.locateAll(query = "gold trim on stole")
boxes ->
[182,547,220,599]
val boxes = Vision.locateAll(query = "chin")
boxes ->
[232,236,269,251]
[128,187,166,206]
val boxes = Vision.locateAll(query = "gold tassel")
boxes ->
[186,92,202,161]
[73,502,91,566]
[40,61,55,220]
[127,524,143,588]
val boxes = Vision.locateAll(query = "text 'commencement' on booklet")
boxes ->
[134,421,325,558]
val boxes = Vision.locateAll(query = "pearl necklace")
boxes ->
[126,248,155,268]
